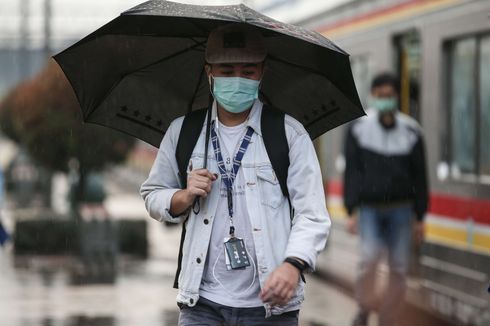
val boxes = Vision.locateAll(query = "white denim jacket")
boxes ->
[140,100,330,316]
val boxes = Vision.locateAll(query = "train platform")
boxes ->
[315,215,456,326]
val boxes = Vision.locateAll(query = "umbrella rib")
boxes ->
[124,38,207,75]
[267,53,363,115]
[304,107,341,128]
[184,17,211,35]
[187,66,206,114]
[267,54,326,79]
[86,39,207,121]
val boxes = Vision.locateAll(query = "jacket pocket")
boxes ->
[256,165,284,209]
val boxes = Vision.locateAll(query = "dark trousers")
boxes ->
[178,297,299,326]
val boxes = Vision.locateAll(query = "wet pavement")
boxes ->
[0,169,359,326]
[0,228,357,326]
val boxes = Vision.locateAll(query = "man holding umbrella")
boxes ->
[141,24,330,325]
[54,1,364,324]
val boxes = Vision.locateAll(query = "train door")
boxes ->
[394,30,421,121]
[350,54,372,109]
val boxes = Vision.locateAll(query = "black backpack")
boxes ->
[172,105,290,288]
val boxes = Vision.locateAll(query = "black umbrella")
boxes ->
[54,0,364,147]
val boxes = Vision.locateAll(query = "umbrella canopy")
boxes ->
[54,0,364,147]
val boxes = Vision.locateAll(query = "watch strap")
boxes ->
[284,257,306,282]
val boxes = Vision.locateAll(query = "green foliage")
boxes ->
[0,59,135,173]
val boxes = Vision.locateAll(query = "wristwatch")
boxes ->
[284,257,307,282]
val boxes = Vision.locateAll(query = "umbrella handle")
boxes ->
[191,105,212,215]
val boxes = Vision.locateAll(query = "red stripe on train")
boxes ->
[326,180,490,224]
[316,0,426,34]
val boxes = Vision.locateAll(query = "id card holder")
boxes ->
[224,237,250,270]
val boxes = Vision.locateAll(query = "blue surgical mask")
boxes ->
[211,76,260,113]
[369,96,398,113]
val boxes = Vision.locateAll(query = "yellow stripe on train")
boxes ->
[426,223,490,254]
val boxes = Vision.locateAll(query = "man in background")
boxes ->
[343,73,428,326]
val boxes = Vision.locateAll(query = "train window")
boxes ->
[449,38,477,175]
[448,34,490,180]
[479,36,490,177]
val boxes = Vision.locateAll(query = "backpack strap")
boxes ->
[173,107,208,290]
[175,108,208,188]
[261,106,290,198]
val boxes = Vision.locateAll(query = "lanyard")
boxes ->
[211,122,254,237]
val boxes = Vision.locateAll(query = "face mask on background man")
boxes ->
[211,76,260,114]
[368,96,398,113]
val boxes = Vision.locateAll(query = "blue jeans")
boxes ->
[356,204,412,326]
[178,297,299,326]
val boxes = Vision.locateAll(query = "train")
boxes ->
[298,0,490,324]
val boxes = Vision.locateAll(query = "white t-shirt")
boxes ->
[199,119,262,307]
